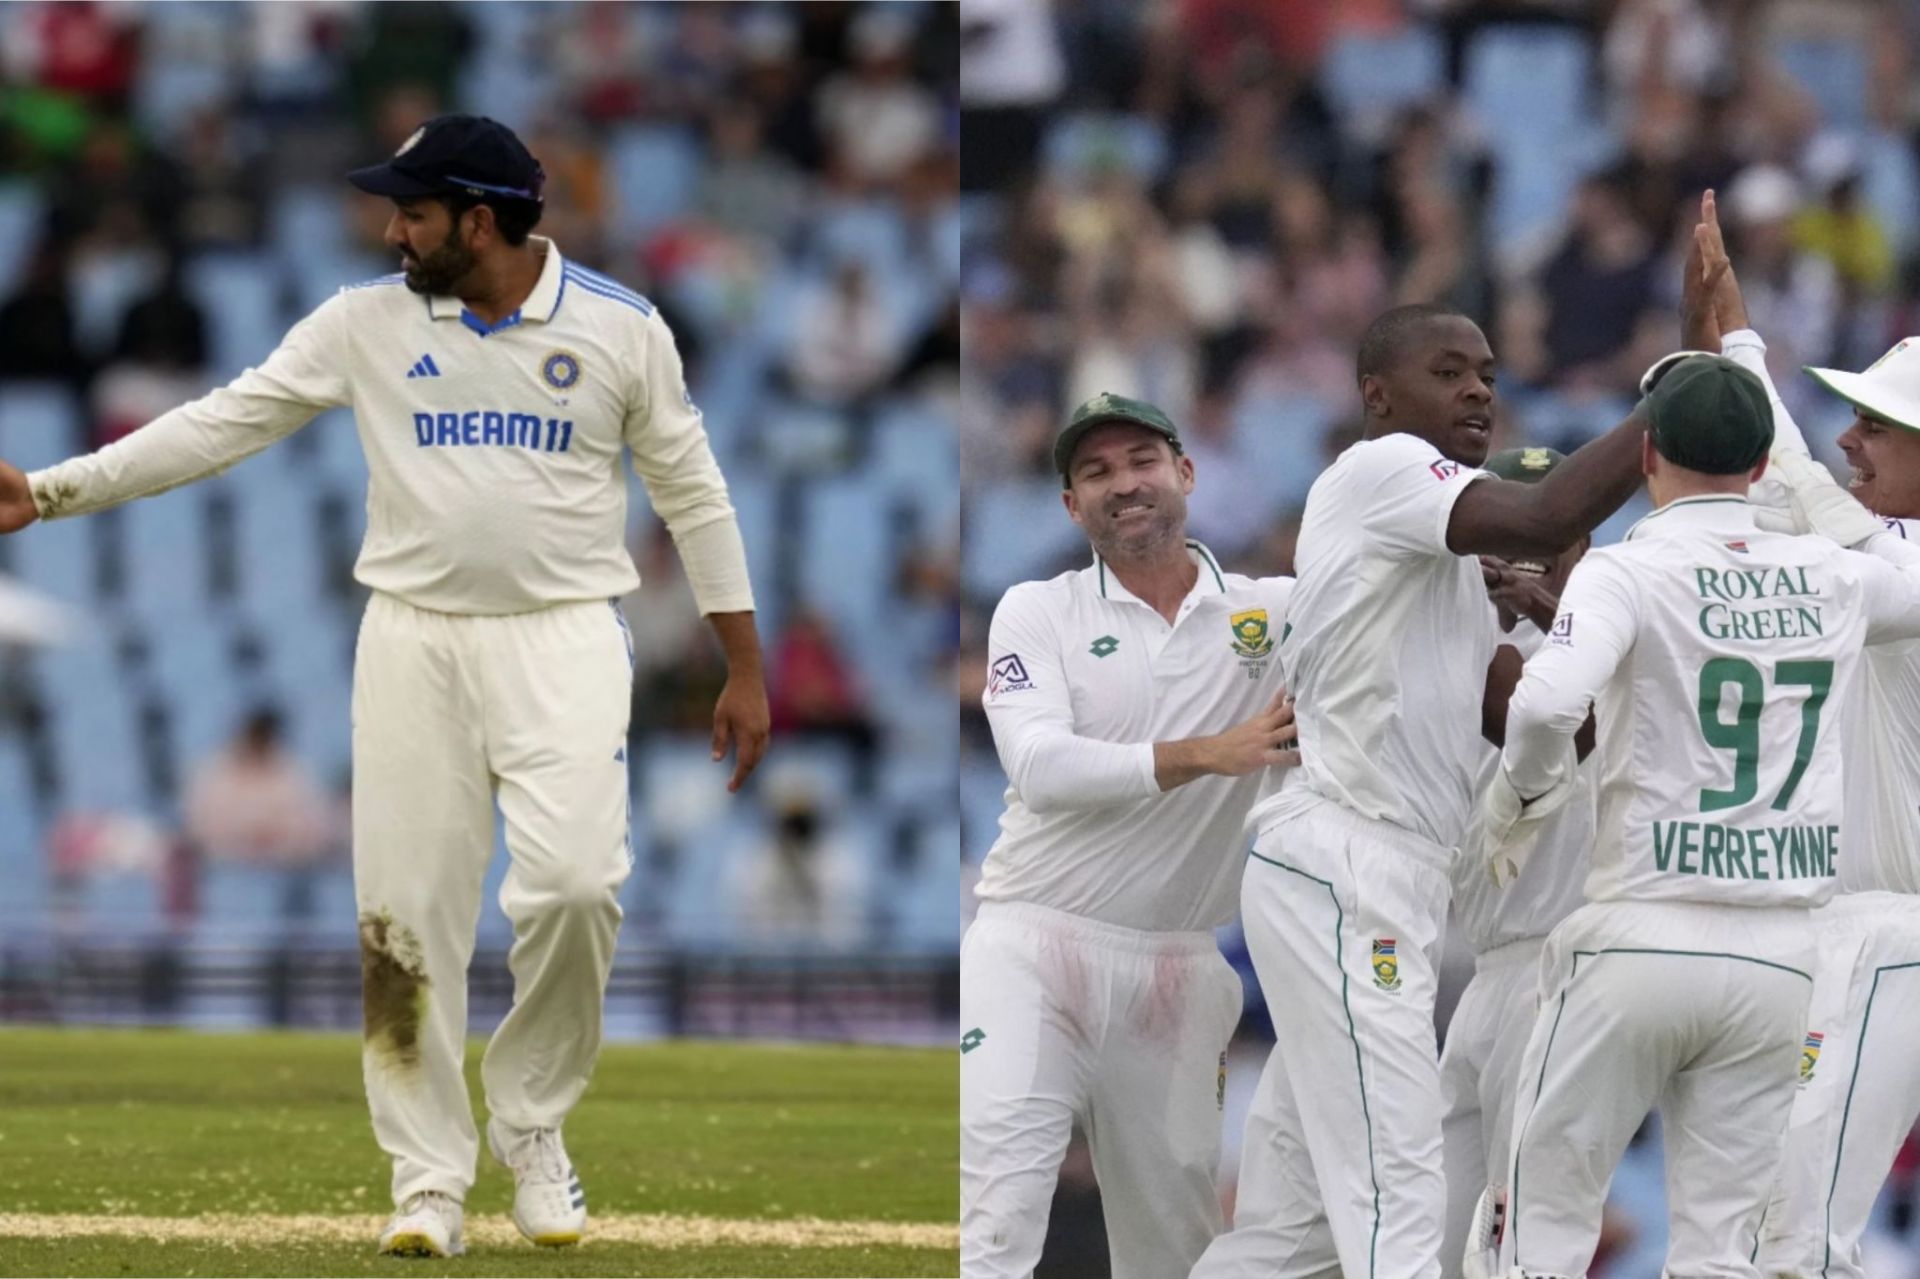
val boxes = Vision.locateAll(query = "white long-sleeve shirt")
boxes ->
[28,238,753,617]
[1502,498,1920,907]
[977,542,1293,931]
[1723,328,1920,893]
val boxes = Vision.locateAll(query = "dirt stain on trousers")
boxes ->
[358,910,429,1073]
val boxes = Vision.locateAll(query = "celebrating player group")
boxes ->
[965,190,1920,1279]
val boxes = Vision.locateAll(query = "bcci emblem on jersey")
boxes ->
[542,349,582,391]
[1800,1031,1825,1087]
[1230,609,1274,660]
[1371,939,1402,993]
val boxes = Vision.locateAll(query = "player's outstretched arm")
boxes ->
[0,457,40,533]
[1152,693,1299,791]
[1445,403,1650,560]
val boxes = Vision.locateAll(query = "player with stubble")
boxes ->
[1195,246,1730,1279]
[0,115,769,1258]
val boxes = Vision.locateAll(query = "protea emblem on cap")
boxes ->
[396,126,426,157]
[1520,448,1553,470]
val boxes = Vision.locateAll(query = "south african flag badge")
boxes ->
[1800,1031,1825,1087]
[1371,939,1402,993]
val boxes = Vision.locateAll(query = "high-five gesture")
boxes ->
[1680,189,1739,352]
[0,458,38,534]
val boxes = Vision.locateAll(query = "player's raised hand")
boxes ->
[1680,189,1735,353]
[1481,557,1558,632]
[1697,188,1749,337]
[0,457,40,534]
[711,671,770,793]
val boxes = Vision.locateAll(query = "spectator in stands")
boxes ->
[767,606,879,795]
[183,707,337,923]
[696,99,807,249]
[173,106,270,253]
[816,7,942,192]
[727,782,865,951]
[1724,161,1840,383]
[787,258,902,412]
[90,258,208,447]
[0,238,88,390]
[1533,164,1662,387]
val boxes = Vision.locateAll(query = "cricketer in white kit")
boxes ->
[1695,238,1920,1276]
[1438,448,1597,1279]
[1194,302,1663,1279]
[1485,351,1920,1279]
[0,116,768,1257]
[963,392,1299,1279]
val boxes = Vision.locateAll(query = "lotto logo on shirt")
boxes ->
[413,410,574,453]
[1429,459,1461,481]
[987,654,1035,697]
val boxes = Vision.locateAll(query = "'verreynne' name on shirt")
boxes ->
[1649,818,1839,881]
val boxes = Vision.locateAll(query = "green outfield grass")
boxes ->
[0,1027,957,1277]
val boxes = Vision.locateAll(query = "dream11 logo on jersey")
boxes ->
[988,654,1035,697]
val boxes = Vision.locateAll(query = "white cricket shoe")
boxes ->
[489,1118,587,1246]
[378,1190,465,1257]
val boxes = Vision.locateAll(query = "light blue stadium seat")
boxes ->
[798,478,891,651]
[886,818,959,954]
[80,869,162,931]
[71,249,164,355]
[962,477,1084,600]
[0,734,45,918]
[198,861,294,935]
[229,466,325,614]
[1320,26,1446,133]
[148,618,245,772]
[0,182,46,297]
[1041,113,1171,187]
[871,400,960,522]
[270,187,347,260]
[40,636,147,813]
[1463,26,1592,149]
[0,383,82,471]
[186,252,287,380]
[960,749,1009,864]
[606,125,701,240]
[11,514,94,609]
[1774,36,1868,130]
[132,4,240,141]
[1228,393,1335,515]
[121,488,207,622]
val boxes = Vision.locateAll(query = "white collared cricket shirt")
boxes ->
[1841,517,1920,893]
[978,541,1293,932]
[1245,430,1498,851]
[27,238,752,616]
[1505,498,1920,907]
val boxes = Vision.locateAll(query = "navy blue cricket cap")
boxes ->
[347,114,545,205]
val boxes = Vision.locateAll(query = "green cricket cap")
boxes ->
[1054,392,1182,484]
[1645,355,1773,475]
[1482,446,1566,484]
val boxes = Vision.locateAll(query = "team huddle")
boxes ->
[964,192,1920,1279]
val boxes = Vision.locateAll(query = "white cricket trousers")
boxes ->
[959,900,1244,1279]
[1192,798,1453,1279]
[1756,892,1920,1279]
[1439,937,1548,1279]
[352,591,634,1205]
[1502,899,1814,1279]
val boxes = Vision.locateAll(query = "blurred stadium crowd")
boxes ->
[960,0,1920,1273]
[0,1,959,1038]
